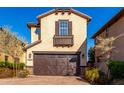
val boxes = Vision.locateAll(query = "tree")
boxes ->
[88,47,95,62]
[0,26,26,59]
[0,26,11,53]
[95,36,115,58]
[95,35,124,77]
[0,26,27,76]
[95,34,124,60]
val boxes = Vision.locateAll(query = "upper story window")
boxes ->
[59,20,69,36]
[35,28,40,39]
[55,20,72,36]
[35,28,40,35]
[54,20,73,46]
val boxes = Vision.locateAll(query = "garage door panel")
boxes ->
[47,65,57,75]
[48,65,57,75]
[33,54,80,75]
[57,59,67,65]
[56,66,67,75]
[42,56,56,65]
[47,61,57,66]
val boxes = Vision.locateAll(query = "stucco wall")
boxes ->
[0,52,25,63]
[0,53,12,62]
[26,12,88,66]
[108,16,124,61]
[31,27,39,43]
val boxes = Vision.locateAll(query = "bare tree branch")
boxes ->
[0,25,27,59]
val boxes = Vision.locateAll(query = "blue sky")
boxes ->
[0,7,122,50]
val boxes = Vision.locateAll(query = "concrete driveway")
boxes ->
[0,75,90,85]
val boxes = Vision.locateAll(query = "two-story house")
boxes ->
[25,8,91,76]
[92,8,124,74]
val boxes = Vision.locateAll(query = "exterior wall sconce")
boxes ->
[82,54,85,58]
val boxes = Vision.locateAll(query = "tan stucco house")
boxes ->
[0,28,26,63]
[0,52,16,62]
[25,8,91,75]
[92,8,124,74]
[0,52,25,63]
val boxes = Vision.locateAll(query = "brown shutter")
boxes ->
[55,21,59,35]
[68,21,72,35]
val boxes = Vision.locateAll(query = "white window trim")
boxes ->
[59,20,69,36]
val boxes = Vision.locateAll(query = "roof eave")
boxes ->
[36,8,91,22]
[91,8,124,39]
[24,40,41,50]
[27,22,40,29]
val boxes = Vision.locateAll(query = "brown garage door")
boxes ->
[33,54,80,75]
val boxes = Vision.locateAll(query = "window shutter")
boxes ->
[55,21,59,35]
[68,21,72,35]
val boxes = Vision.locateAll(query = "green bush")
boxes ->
[96,71,109,85]
[17,63,25,70]
[85,67,109,84]
[0,61,25,70]
[6,62,14,69]
[0,61,26,78]
[108,60,124,79]
[0,62,6,67]
[85,68,100,84]
[17,70,29,78]
[8,62,25,70]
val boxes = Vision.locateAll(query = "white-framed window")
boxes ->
[59,20,69,36]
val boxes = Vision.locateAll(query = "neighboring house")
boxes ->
[0,52,14,62]
[0,52,25,63]
[0,28,26,63]
[25,8,91,76]
[92,8,124,74]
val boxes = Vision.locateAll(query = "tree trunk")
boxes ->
[12,56,17,77]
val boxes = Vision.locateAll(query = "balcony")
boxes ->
[53,35,73,47]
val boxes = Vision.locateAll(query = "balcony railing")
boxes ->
[53,35,73,47]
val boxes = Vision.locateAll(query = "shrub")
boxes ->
[108,60,124,79]
[0,68,14,78]
[85,67,100,84]
[85,67,109,84]
[17,63,25,70]
[0,62,6,67]
[0,61,25,70]
[17,70,29,78]
[6,62,14,69]
[96,71,109,85]
[0,61,26,78]
[112,79,124,85]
